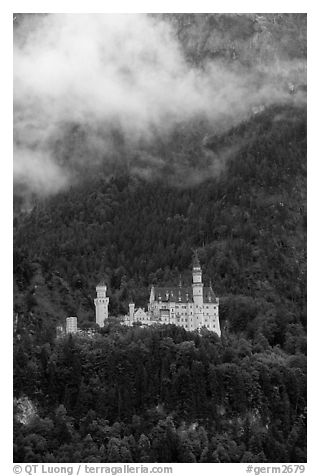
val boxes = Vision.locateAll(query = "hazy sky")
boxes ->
[13,13,306,195]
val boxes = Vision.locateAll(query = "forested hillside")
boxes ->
[13,13,307,463]
[14,325,306,463]
[13,103,307,463]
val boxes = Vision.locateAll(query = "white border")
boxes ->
[3,2,316,474]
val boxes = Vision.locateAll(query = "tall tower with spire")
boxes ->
[123,252,220,335]
[94,281,109,327]
[192,251,204,327]
[192,251,203,303]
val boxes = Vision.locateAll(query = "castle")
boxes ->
[94,254,221,336]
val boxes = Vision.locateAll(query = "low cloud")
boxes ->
[13,13,306,196]
[14,147,70,195]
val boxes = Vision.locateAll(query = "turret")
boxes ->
[94,281,109,327]
[192,252,203,304]
[96,282,107,298]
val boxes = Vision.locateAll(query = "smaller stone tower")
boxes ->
[66,316,77,334]
[94,281,109,327]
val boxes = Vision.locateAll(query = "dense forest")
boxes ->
[14,325,306,463]
[13,13,306,463]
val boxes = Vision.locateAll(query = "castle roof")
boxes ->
[153,286,218,304]
[96,280,107,288]
[192,251,201,269]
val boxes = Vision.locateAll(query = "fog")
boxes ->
[13,13,306,195]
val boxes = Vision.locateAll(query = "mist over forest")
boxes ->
[14,13,306,196]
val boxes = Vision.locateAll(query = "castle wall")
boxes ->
[145,295,220,335]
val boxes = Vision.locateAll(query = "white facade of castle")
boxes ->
[95,256,221,336]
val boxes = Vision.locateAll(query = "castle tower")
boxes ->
[192,252,204,304]
[192,251,204,326]
[66,316,77,334]
[94,281,109,327]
